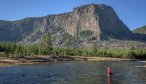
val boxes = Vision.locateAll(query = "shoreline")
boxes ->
[0,56,145,67]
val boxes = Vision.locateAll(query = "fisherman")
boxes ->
[107,67,112,76]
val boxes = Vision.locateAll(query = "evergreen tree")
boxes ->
[92,43,97,56]
[41,32,52,54]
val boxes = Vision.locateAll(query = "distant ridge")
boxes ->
[133,25,146,34]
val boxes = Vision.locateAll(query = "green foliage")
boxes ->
[59,33,78,47]
[0,42,49,57]
[0,32,52,57]
[50,28,63,34]
[41,32,52,54]
[62,33,73,40]
[133,25,146,34]
[0,34,52,57]
[0,41,146,59]
[51,48,146,59]
[80,30,93,37]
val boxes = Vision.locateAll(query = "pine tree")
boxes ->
[41,32,52,55]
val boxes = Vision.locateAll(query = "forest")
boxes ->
[0,32,146,59]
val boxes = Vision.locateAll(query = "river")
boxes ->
[0,61,146,84]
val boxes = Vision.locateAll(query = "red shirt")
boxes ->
[107,68,111,74]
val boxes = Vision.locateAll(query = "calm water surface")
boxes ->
[0,61,146,84]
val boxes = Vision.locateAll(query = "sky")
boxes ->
[0,0,146,30]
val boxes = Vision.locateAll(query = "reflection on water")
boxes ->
[106,77,111,84]
[0,61,146,84]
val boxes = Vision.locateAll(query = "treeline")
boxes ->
[51,48,146,59]
[0,32,146,59]
[0,32,52,57]
[1,42,146,59]
[0,42,49,57]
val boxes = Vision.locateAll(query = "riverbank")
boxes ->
[0,56,145,67]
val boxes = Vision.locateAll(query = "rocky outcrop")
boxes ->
[0,4,137,48]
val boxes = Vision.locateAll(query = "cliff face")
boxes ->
[0,4,134,48]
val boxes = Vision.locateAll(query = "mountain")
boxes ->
[0,4,145,49]
[133,25,146,34]
[133,25,146,42]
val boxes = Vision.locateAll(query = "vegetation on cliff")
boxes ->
[133,25,146,34]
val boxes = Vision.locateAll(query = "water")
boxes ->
[0,61,146,84]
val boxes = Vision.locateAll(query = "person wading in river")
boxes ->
[107,67,112,77]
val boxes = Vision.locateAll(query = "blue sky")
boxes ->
[0,0,146,30]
